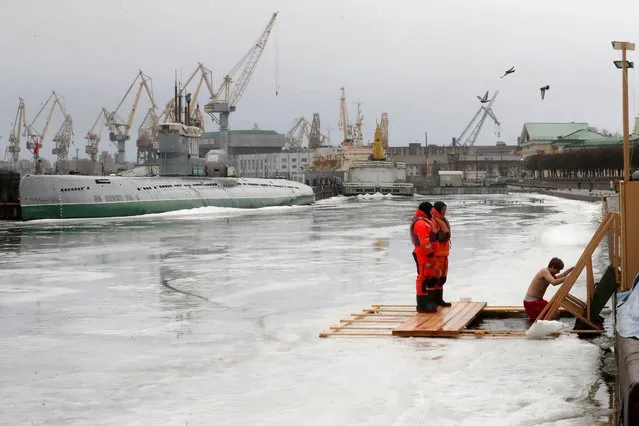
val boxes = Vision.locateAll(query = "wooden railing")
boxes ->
[536,212,621,327]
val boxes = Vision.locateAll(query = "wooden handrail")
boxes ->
[536,212,620,322]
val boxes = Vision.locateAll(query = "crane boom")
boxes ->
[85,107,109,162]
[7,98,26,164]
[25,91,66,164]
[228,12,278,106]
[453,90,500,148]
[204,12,278,132]
[109,70,156,165]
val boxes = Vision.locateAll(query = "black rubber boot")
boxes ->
[436,288,452,307]
[416,293,437,313]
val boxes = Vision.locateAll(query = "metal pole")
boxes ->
[623,47,631,182]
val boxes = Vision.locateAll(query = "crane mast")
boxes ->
[7,98,26,166]
[379,113,389,149]
[204,12,278,133]
[284,117,310,150]
[108,70,156,166]
[52,114,74,174]
[160,62,214,129]
[338,87,352,144]
[25,91,67,173]
[136,107,159,165]
[85,107,109,163]
[451,90,501,161]
[352,101,364,147]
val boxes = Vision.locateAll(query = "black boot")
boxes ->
[435,289,452,307]
[436,279,452,308]
[416,293,437,313]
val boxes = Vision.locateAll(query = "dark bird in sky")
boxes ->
[477,91,489,103]
[540,85,550,100]
[501,66,515,78]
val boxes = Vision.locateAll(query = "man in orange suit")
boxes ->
[410,202,439,313]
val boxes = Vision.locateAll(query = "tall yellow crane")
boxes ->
[371,122,386,161]
[108,70,156,165]
[24,91,67,170]
[7,98,26,166]
[85,107,110,163]
[204,12,278,132]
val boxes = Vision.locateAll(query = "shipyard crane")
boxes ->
[52,114,74,174]
[452,90,500,150]
[204,12,278,131]
[7,98,26,166]
[136,107,160,164]
[24,91,67,170]
[338,87,353,145]
[352,101,364,147]
[108,70,156,165]
[159,62,215,129]
[380,113,389,149]
[85,107,110,163]
[309,113,322,149]
[284,117,311,150]
[309,113,330,148]
[450,90,501,166]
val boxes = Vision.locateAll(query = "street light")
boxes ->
[612,40,635,182]
[612,40,636,292]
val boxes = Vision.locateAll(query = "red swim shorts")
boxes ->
[523,299,548,321]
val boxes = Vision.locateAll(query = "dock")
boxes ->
[319,302,589,339]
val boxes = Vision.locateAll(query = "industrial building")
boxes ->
[197,129,286,157]
[234,149,311,183]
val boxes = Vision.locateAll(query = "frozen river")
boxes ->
[0,193,613,425]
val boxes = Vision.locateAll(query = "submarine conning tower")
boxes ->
[157,122,206,177]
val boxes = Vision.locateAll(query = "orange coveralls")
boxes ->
[410,209,439,311]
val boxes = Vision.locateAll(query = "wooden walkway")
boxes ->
[392,301,486,337]
[320,302,490,338]
[318,303,588,339]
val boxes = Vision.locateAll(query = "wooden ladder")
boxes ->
[536,212,620,328]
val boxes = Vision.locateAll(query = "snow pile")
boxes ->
[525,320,566,339]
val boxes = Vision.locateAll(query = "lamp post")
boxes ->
[613,40,635,291]
[612,41,635,182]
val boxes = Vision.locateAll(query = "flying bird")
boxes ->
[540,85,550,100]
[477,91,489,103]
[501,66,515,78]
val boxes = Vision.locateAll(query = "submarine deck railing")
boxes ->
[536,212,621,326]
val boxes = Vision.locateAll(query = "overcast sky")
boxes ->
[1,0,638,162]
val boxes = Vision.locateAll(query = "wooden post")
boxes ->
[613,40,636,291]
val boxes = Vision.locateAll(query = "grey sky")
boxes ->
[1,0,638,162]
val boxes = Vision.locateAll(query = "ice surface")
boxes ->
[0,193,611,425]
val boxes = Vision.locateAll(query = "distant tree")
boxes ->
[523,145,637,178]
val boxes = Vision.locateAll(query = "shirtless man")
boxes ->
[523,257,575,321]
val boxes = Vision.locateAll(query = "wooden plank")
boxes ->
[391,313,433,335]
[414,302,468,333]
[442,302,487,333]
[420,302,481,337]
[392,302,486,337]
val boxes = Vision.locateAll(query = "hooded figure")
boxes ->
[431,201,452,307]
[409,201,439,313]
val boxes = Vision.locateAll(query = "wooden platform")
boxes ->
[319,302,486,338]
[392,301,486,337]
[318,303,596,339]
